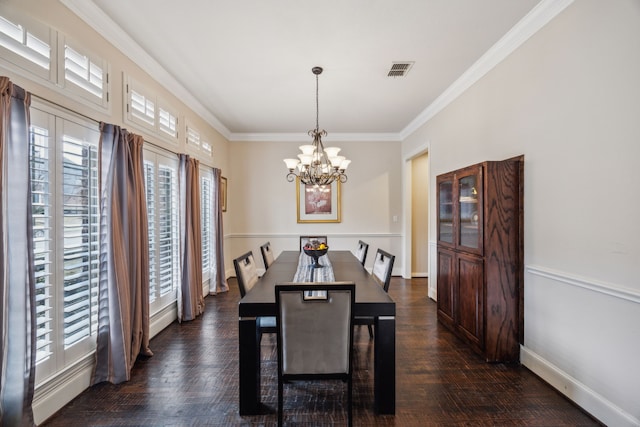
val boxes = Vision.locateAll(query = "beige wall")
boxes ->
[227,139,403,273]
[403,1,640,425]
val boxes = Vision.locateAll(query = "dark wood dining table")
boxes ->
[238,250,396,415]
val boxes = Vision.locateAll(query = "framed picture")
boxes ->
[220,176,227,212]
[296,178,341,223]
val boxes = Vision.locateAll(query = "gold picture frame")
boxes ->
[221,176,227,212]
[296,178,341,223]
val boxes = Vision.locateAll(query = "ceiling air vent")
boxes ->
[387,61,414,77]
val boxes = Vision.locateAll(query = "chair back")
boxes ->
[300,235,327,251]
[372,249,395,292]
[355,240,369,266]
[233,251,259,297]
[276,282,355,376]
[260,242,275,270]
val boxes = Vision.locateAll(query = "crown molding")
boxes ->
[61,0,573,144]
[229,132,402,143]
[399,0,575,140]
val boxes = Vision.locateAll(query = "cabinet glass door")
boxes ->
[438,179,453,244]
[458,174,479,249]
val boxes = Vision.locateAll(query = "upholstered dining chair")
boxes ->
[300,235,327,251]
[233,251,276,342]
[260,241,275,271]
[275,282,355,427]
[354,248,395,339]
[355,240,369,266]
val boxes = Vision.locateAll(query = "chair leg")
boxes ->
[278,378,284,426]
[367,324,374,339]
[347,377,353,427]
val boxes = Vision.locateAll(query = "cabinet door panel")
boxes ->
[456,165,483,254]
[437,174,454,246]
[436,249,455,326]
[456,254,484,347]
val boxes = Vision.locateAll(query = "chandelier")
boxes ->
[283,66,350,185]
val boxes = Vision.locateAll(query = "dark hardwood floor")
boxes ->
[41,277,600,426]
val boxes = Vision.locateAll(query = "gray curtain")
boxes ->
[211,168,228,294]
[178,154,204,322]
[0,77,36,426]
[93,123,152,385]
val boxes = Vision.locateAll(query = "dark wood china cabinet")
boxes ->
[436,157,523,363]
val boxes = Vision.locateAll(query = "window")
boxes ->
[158,104,178,139]
[0,11,110,111]
[0,11,54,81]
[125,75,179,144]
[186,125,201,149]
[202,141,212,156]
[143,148,180,313]
[64,44,103,100]
[200,167,213,287]
[29,102,100,381]
[130,87,155,127]
[30,121,53,365]
[60,37,108,108]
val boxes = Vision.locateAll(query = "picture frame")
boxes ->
[296,178,341,223]
[221,176,227,212]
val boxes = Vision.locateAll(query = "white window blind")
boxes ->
[200,172,212,281]
[0,14,50,70]
[30,123,53,363]
[157,164,178,297]
[64,44,103,100]
[144,148,179,312]
[61,134,99,347]
[129,87,155,127]
[186,125,200,148]
[159,106,177,138]
[202,141,212,156]
[143,160,158,304]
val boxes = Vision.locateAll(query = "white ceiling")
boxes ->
[63,0,545,141]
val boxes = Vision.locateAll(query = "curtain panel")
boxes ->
[178,154,204,321]
[93,123,152,385]
[0,77,36,426]
[211,168,228,294]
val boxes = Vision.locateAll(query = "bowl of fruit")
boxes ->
[303,240,328,268]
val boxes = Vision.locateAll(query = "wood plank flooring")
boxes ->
[41,277,600,426]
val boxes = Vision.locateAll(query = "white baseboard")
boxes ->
[521,346,639,427]
[32,354,94,425]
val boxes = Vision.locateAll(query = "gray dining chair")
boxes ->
[260,241,275,270]
[355,240,369,266]
[354,248,395,339]
[233,251,276,342]
[275,282,355,427]
[300,235,327,251]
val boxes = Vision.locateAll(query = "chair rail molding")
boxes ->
[526,265,640,304]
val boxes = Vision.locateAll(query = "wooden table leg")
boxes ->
[239,317,260,415]
[374,316,396,414]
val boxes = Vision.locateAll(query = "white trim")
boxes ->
[521,346,639,427]
[229,132,402,143]
[527,265,640,304]
[32,353,95,425]
[60,0,573,143]
[226,232,402,239]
